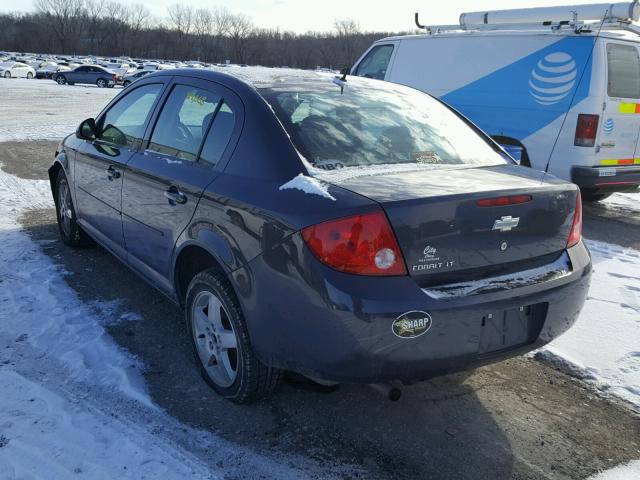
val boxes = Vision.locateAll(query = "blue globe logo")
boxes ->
[603,118,614,136]
[529,52,577,106]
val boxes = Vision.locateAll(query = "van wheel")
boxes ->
[186,270,283,403]
[581,188,612,203]
[55,170,93,247]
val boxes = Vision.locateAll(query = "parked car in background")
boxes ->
[36,64,70,79]
[122,70,152,87]
[50,69,590,403]
[0,61,35,78]
[54,65,118,87]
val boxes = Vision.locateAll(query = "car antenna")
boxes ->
[332,67,349,94]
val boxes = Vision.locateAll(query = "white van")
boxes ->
[351,2,640,201]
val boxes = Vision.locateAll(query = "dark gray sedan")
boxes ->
[54,65,118,88]
[49,69,591,403]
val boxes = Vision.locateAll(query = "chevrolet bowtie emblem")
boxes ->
[492,216,520,232]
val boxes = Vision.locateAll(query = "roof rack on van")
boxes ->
[415,1,640,36]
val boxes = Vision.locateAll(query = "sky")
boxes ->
[0,0,624,33]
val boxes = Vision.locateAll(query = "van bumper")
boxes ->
[572,165,640,191]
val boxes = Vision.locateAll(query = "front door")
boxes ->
[599,41,640,168]
[74,82,165,255]
[122,79,240,286]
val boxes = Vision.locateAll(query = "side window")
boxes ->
[607,43,640,98]
[200,102,236,166]
[76,66,89,72]
[354,44,394,80]
[97,83,163,148]
[149,84,221,161]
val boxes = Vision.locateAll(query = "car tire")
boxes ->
[26,72,33,79]
[581,188,612,203]
[55,169,93,247]
[123,80,131,87]
[186,270,283,403]
[56,75,67,85]
[96,78,106,88]
[4,71,10,78]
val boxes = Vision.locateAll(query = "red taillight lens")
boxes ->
[567,190,582,248]
[476,195,532,207]
[574,114,599,147]
[301,211,407,276]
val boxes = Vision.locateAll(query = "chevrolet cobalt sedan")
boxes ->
[50,69,591,403]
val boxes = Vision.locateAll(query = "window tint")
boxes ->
[149,85,221,161]
[98,83,162,148]
[76,66,89,72]
[200,102,235,166]
[607,43,640,98]
[261,82,507,169]
[354,45,394,80]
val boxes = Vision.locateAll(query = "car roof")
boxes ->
[144,66,394,94]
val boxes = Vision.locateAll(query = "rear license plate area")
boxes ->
[478,303,547,356]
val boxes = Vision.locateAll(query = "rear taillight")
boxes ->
[112,74,117,80]
[567,190,582,248]
[301,211,407,276]
[574,114,599,147]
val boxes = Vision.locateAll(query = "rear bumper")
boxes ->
[572,165,640,191]
[237,236,592,383]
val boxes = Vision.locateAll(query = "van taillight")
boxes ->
[574,114,599,147]
[301,211,407,276]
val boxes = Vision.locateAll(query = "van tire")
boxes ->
[491,136,531,167]
[581,188,612,203]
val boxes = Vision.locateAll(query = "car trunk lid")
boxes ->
[316,164,577,286]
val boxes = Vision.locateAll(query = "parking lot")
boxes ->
[0,77,639,479]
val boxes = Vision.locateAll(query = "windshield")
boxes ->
[260,79,509,170]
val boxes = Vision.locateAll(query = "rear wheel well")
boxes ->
[175,246,224,307]
[48,162,63,199]
[491,136,531,167]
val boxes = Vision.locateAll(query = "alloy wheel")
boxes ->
[57,179,73,237]
[191,290,239,388]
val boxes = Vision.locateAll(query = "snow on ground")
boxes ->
[602,191,640,217]
[587,459,640,480]
[541,239,640,409]
[0,78,118,142]
[0,165,356,479]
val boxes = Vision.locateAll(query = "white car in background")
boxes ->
[0,62,36,79]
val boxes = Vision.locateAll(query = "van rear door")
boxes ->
[598,41,640,169]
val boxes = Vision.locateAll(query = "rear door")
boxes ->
[74,81,166,255]
[122,78,241,285]
[599,41,640,167]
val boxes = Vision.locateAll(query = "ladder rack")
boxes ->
[414,14,640,37]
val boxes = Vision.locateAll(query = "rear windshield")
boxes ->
[260,80,508,170]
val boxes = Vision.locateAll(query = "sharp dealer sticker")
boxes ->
[392,311,433,339]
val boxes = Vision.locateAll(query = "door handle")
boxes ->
[164,187,187,205]
[106,165,121,180]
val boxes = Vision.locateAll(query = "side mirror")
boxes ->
[76,118,97,141]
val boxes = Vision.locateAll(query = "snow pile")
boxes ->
[0,371,217,479]
[602,191,640,216]
[541,240,640,409]
[0,169,151,406]
[0,78,118,142]
[279,172,336,200]
[587,459,640,480]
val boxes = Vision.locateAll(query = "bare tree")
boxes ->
[167,3,194,58]
[228,13,253,63]
[35,0,85,53]
[333,18,361,67]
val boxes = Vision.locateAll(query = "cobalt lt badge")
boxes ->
[392,311,432,339]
